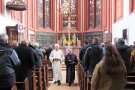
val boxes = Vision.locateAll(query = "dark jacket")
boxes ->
[0,43,20,75]
[28,45,38,68]
[116,41,132,73]
[65,53,78,83]
[45,47,53,60]
[84,43,103,77]
[35,46,43,68]
[79,45,90,65]
[15,44,35,81]
[0,43,20,88]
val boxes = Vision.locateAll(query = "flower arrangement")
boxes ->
[66,39,72,46]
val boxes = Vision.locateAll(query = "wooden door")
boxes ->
[6,26,18,44]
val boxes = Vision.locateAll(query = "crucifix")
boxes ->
[61,0,72,46]
[67,16,71,42]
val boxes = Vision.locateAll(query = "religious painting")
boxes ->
[36,32,56,48]
[58,33,81,47]
[61,0,77,29]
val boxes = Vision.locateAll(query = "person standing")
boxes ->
[0,33,21,90]
[79,40,89,66]
[45,45,53,60]
[115,38,132,73]
[65,48,78,86]
[33,42,44,68]
[49,44,64,85]
[14,40,35,90]
[83,37,103,77]
[91,44,127,90]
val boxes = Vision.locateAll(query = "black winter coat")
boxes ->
[83,43,103,77]
[116,42,132,73]
[14,44,35,81]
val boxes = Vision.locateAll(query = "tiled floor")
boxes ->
[48,70,79,90]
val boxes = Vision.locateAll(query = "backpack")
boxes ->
[83,44,103,77]
[0,49,19,68]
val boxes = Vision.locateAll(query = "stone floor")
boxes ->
[48,70,79,90]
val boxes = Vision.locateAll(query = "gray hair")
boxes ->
[34,42,40,47]
[0,33,8,43]
[20,39,28,46]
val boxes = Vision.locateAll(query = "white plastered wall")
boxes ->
[112,0,135,45]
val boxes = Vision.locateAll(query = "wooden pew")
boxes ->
[77,62,82,90]
[125,82,135,90]
[125,73,135,90]
[77,62,81,90]
[32,67,48,90]
[35,68,43,90]
[32,72,37,90]
[127,76,135,82]
[41,66,48,90]
[77,61,86,90]
[127,72,135,76]
[16,77,29,90]
[42,60,53,81]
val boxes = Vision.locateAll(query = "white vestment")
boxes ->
[49,49,64,81]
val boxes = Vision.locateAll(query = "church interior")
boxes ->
[0,0,135,90]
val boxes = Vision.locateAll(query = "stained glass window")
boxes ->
[89,0,101,28]
[38,0,50,28]
[45,0,50,28]
[38,0,44,27]
[62,0,77,29]
[89,0,94,27]
[96,0,101,26]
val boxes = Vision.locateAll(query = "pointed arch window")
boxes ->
[61,0,77,30]
[89,0,101,28]
[38,0,50,28]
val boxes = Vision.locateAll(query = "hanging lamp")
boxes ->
[6,0,27,11]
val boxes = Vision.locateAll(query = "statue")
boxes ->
[77,40,81,47]
[62,34,67,46]
[72,33,77,46]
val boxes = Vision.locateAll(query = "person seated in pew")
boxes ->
[0,33,21,90]
[91,44,127,90]
[65,48,78,86]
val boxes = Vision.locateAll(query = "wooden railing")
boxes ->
[11,60,52,90]
[42,60,53,81]
[16,77,29,90]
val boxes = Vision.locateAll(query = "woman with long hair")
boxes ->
[91,44,127,90]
